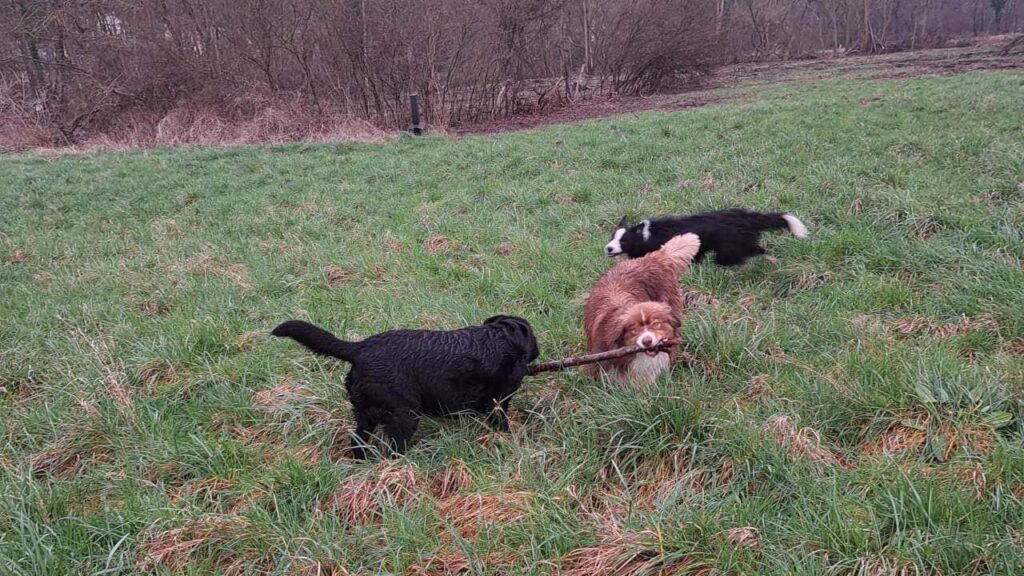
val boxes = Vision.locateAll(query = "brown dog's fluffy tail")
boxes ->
[660,233,701,271]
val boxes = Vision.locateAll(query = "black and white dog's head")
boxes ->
[483,315,540,362]
[604,216,652,258]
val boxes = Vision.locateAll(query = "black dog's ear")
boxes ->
[484,315,515,325]
[617,216,630,228]
[485,315,539,362]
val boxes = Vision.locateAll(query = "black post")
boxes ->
[409,92,424,135]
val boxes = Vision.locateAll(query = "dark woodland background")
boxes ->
[2,0,1022,148]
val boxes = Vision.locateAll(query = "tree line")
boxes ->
[1,0,1020,146]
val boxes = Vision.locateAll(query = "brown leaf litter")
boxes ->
[10,249,28,263]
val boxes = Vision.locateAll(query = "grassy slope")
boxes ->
[1,72,1024,575]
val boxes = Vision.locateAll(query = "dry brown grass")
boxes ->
[325,265,354,288]
[725,526,760,549]
[849,556,920,576]
[29,435,105,479]
[406,550,518,576]
[559,518,701,576]
[892,314,999,338]
[105,371,134,417]
[22,97,394,155]
[139,299,170,316]
[1000,338,1024,356]
[135,514,258,573]
[682,290,720,309]
[424,235,457,255]
[764,415,846,468]
[9,249,28,264]
[320,462,424,525]
[162,254,253,292]
[861,414,930,458]
[860,412,996,462]
[438,489,532,539]
[137,359,186,391]
[168,477,237,506]
[431,459,473,500]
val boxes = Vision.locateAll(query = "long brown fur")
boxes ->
[583,233,701,383]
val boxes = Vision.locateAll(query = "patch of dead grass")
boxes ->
[9,249,28,263]
[320,462,424,525]
[135,514,258,573]
[431,459,472,500]
[139,299,170,316]
[325,264,354,288]
[439,489,532,539]
[683,290,720,309]
[860,412,996,461]
[162,254,253,292]
[424,235,457,255]
[137,359,187,392]
[725,526,760,549]
[893,314,998,338]
[764,415,847,468]
[560,519,701,576]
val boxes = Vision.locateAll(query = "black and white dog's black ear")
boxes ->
[617,216,630,228]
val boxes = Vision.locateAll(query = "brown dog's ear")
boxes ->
[614,325,629,348]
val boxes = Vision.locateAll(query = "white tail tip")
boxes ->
[662,233,701,263]
[782,214,808,238]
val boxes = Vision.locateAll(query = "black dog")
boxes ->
[271,315,539,459]
[604,209,807,266]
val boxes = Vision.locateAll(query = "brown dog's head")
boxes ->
[616,301,678,356]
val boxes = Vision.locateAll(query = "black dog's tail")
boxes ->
[744,211,808,238]
[271,320,360,363]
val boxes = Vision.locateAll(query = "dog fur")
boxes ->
[584,233,701,384]
[604,208,807,266]
[271,315,539,459]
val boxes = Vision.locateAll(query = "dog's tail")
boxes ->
[271,320,359,363]
[745,211,808,238]
[660,233,701,270]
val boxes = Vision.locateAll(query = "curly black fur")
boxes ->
[604,208,807,266]
[271,315,539,459]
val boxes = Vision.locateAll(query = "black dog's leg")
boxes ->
[488,398,511,432]
[384,408,418,457]
[714,249,747,266]
[350,414,376,460]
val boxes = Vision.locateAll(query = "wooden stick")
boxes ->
[527,338,681,375]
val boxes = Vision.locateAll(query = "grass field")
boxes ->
[2,71,1024,575]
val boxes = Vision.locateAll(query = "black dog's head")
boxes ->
[604,216,651,257]
[483,315,540,362]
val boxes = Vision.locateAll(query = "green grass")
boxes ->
[2,72,1024,575]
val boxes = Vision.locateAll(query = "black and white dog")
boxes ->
[604,209,807,266]
[271,315,539,459]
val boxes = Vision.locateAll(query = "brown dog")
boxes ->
[583,233,700,384]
